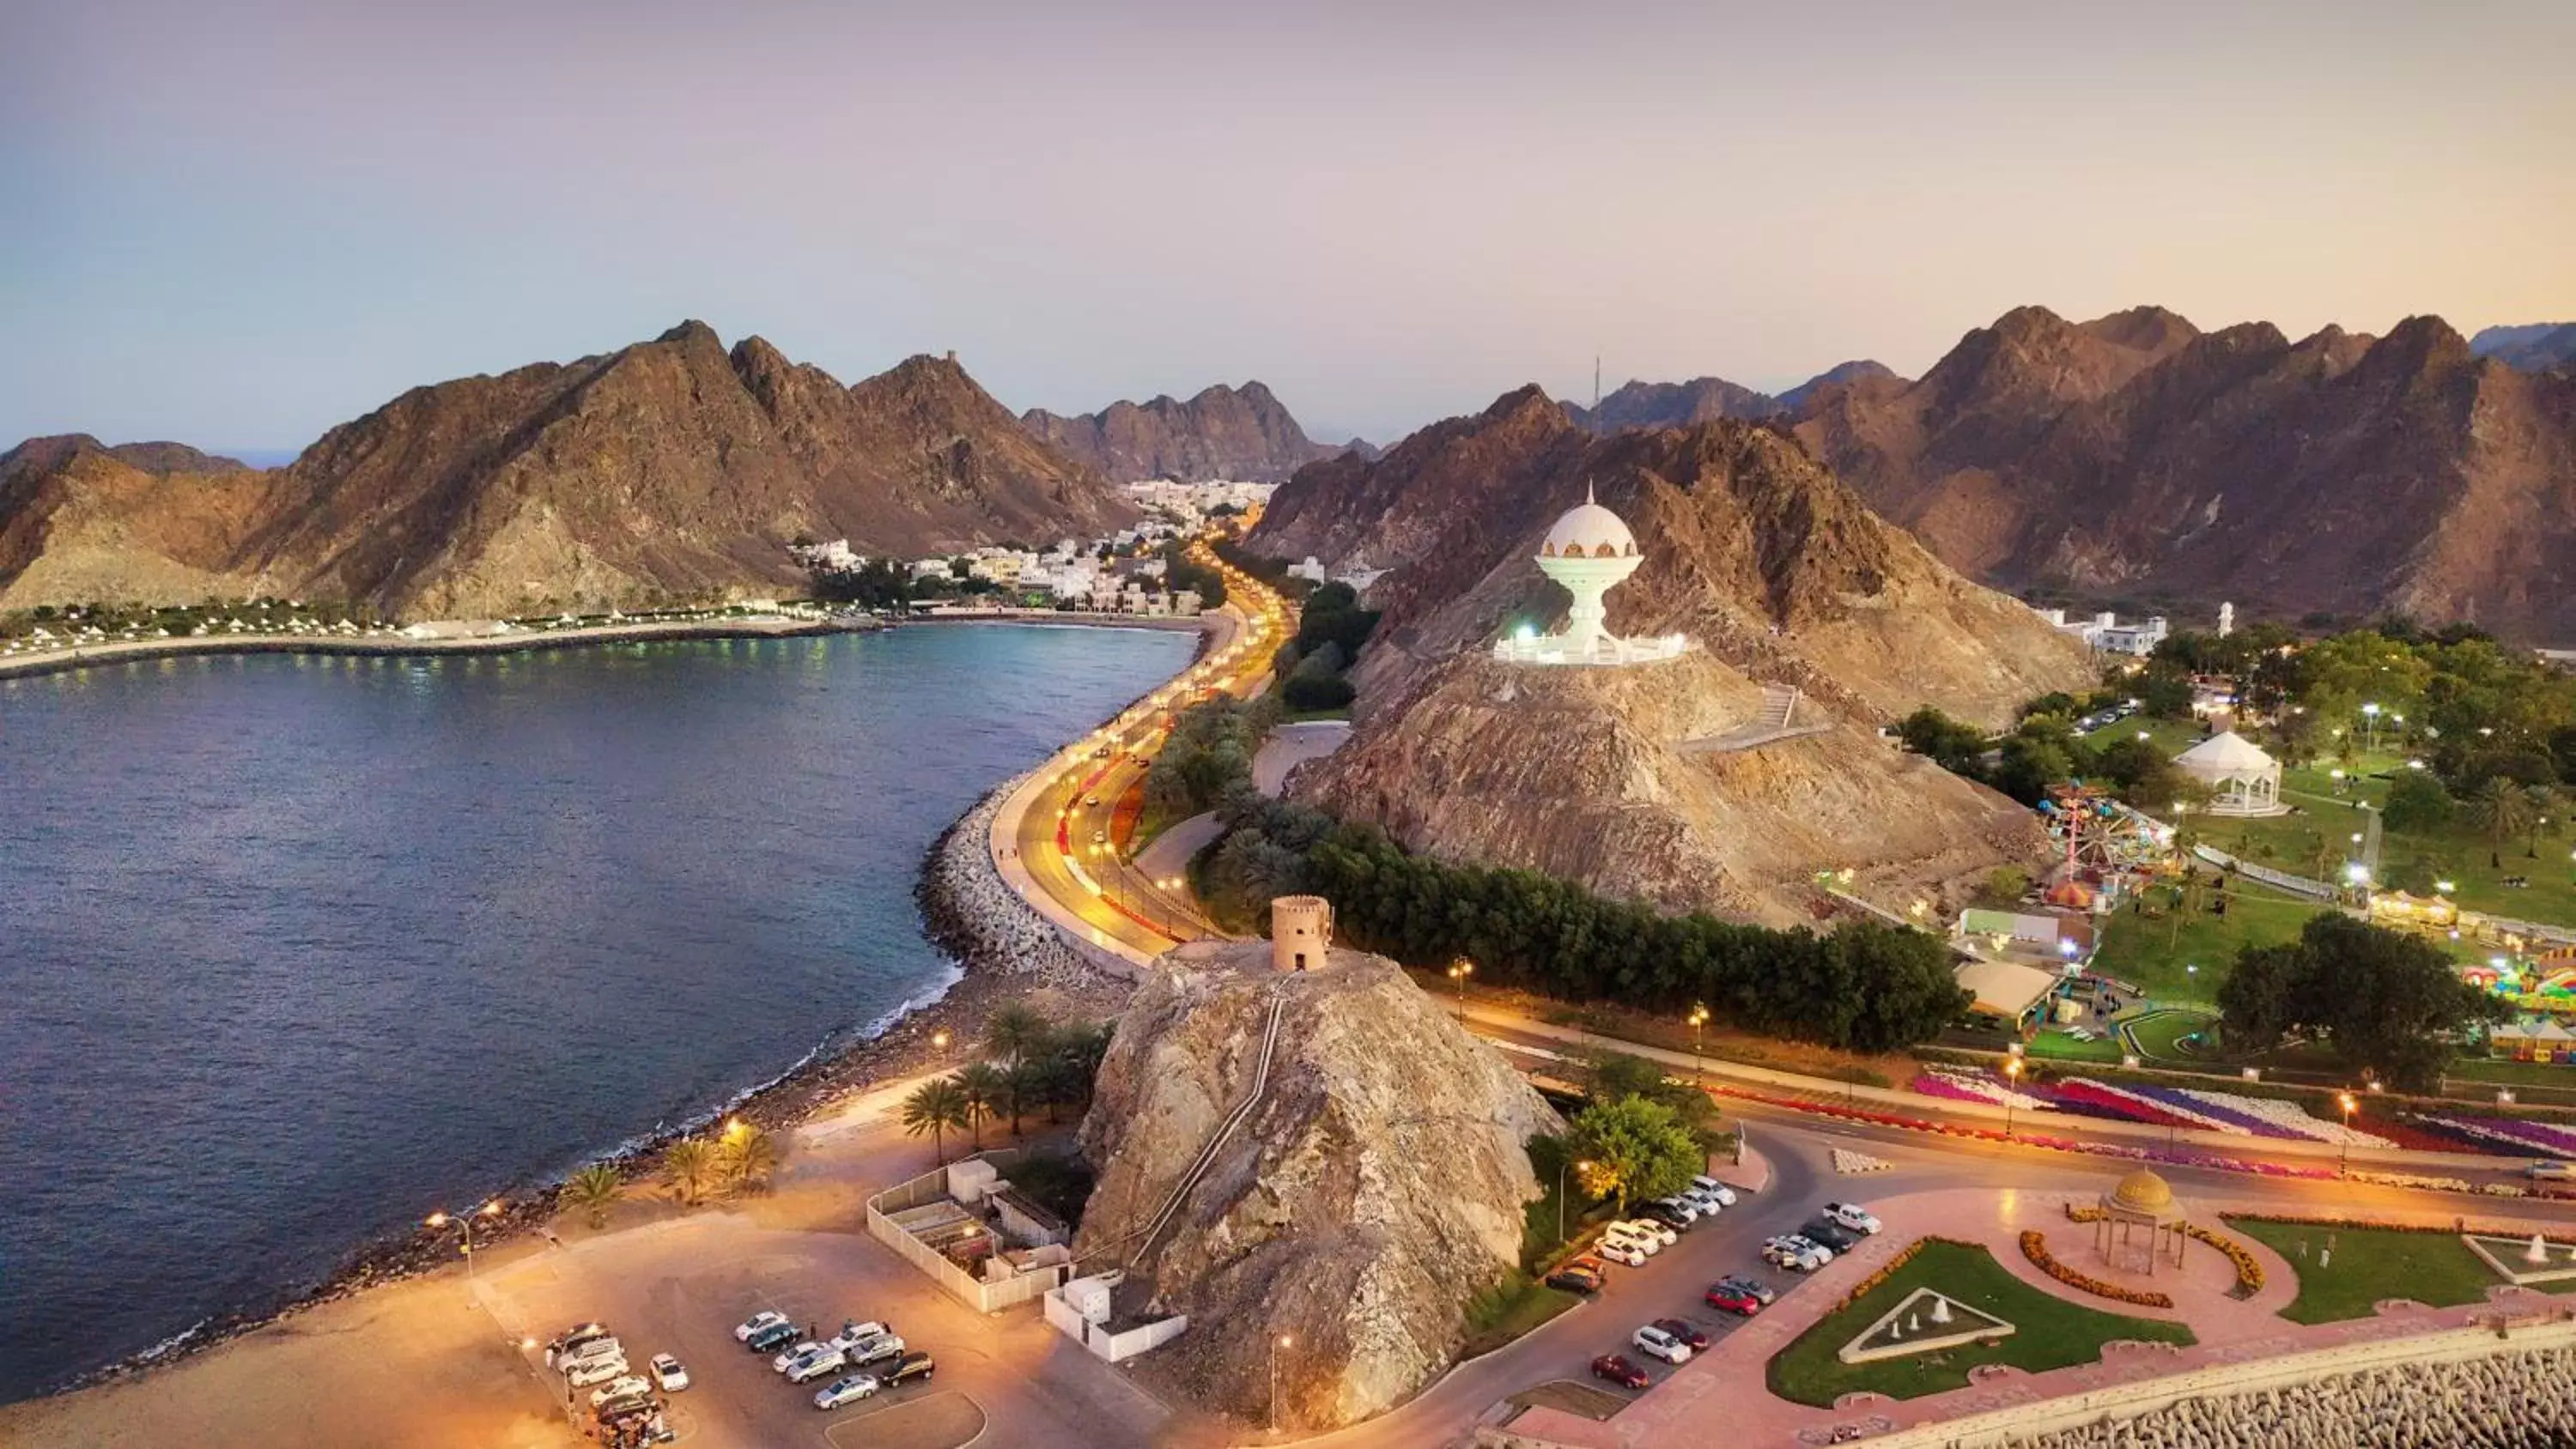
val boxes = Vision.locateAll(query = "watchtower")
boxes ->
[1269,895,1334,972]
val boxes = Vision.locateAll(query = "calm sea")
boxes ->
[0,624,1191,1403]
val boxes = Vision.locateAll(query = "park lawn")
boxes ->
[2221,1219,2513,1323]
[2123,1008,2220,1064]
[1765,1240,2195,1406]
[2091,879,2330,1006]
[1461,1272,1580,1358]
[2026,1029,2126,1064]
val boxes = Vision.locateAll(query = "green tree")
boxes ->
[952,1063,1006,1150]
[563,1163,623,1228]
[1565,1095,1701,1214]
[984,1001,1053,1064]
[661,1138,718,1206]
[1003,1058,1049,1137]
[2380,771,2453,834]
[718,1123,779,1195]
[2470,777,2536,867]
[902,1078,970,1165]
[1896,706,1990,777]
[2216,913,2508,1090]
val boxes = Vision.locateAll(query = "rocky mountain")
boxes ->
[0,324,1136,617]
[1777,359,1901,413]
[1075,939,1558,1431]
[2473,322,2576,373]
[1021,381,1346,482]
[1564,361,1902,433]
[1796,305,2576,639]
[1249,389,2086,922]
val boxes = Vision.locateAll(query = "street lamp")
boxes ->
[932,1028,952,1056]
[1446,960,1473,1025]
[2362,702,2381,753]
[2336,1091,2358,1177]
[2002,1058,2023,1139]
[426,1197,506,1276]
[1687,1004,1710,1086]
[1271,1332,1293,1433]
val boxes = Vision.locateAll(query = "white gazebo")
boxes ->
[2173,731,2285,816]
[1490,484,1689,667]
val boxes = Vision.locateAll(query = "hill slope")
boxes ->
[1021,381,1343,482]
[1796,305,2576,638]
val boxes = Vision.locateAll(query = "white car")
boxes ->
[826,1320,891,1353]
[588,1375,652,1408]
[557,1336,623,1371]
[1763,1235,1831,1272]
[1688,1176,1739,1208]
[1622,1217,1680,1247]
[566,1355,631,1388]
[847,1332,906,1367]
[2530,1161,2576,1182]
[1652,1195,1704,1223]
[783,1346,848,1385]
[648,1354,689,1392]
[1601,1224,1662,1258]
[1823,1202,1883,1235]
[1631,1325,1692,1365]
[1594,1238,1649,1268]
[813,1373,881,1410]
[735,1310,791,1342]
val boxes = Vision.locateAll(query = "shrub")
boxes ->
[2020,1230,2175,1308]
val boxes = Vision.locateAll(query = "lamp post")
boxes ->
[2002,1058,2023,1140]
[1446,960,1473,1025]
[426,1197,506,1276]
[2362,702,2381,754]
[1687,1004,1710,1087]
[1270,1332,1293,1434]
[2337,1091,2358,1177]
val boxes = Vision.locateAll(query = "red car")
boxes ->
[1590,1353,1650,1390]
[1705,1283,1763,1316]
[1651,1318,1710,1352]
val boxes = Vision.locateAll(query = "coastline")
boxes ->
[0,614,866,682]
[21,608,1212,1404]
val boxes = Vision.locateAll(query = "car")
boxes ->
[1600,1224,1661,1258]
[1704,1283,1763,1316]
[1801,1220,1859,1253]
[1762,1235,1830,1272]
[547,1323,613,1362]
[557,1336,623,1370]
[783,1346,848,1385]
[2530,1161,2576,1182]
[1091,829,1108,844]
[882,1350,937,1386]
[588,1376,653,1409]
[593,1391,656,1425]
[1639,1202,1696,1232]
[1687,1176,1739,1208]
[1650,1318,1710,1352]
[1589,1353,1650,1390]
[1624,1216,1680,1246]
[1823,1202,1883,1235]
[745,1320,800,1353]
[566,1355,631,1388]
[1656,1194,1707,1222]
[826,1320,891,1353]
[812,1374,880,1410]
[734,1309,791,1343]
[1632,1324,1692,1364]
[647,1354,688,1392]
[1714,1274,1777,1306]
[847,1332,906,1367]
[1084,795,1102,807]
[775,1341,825,1372]
[1594,1239,1649,1268]
[1545,1263,1606,1294]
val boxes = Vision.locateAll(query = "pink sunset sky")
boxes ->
[3,0,2570,451]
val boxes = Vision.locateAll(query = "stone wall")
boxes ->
[917,771,1113,986]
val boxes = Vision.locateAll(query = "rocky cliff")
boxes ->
[1075,942,1558,1431]
[1796,305,2576,639]
[2473,322,2576,373]
[0,324,1137,617]
[1021,381,1345,482]
[1564,361,1900,433]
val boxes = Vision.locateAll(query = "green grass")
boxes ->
[2123,1009,2220,1063]
[2090,879,2328,1006]
[1461,1271,1581,1357]
[2221,1218,2516,1323]
[1765,1239,2196,1406]
[2025,1029,2127,1064]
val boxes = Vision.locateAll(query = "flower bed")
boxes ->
[2427,1115,2576,1157]
[1915,1068,2054,1113]
[2182,1222,2264,1296]
[2049,1078,2207,1131]
[2111,1082,2292,1137]
[2019,1230,2174,1308]
[1824,1236,1943,1314]
[2174,1088,2392,1147]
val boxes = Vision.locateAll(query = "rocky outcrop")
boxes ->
[1074,942,1558,1430]
[1022,382,1346,482]
[0,325,1137,617]
[1797,304,2576,640]
[2472,321,2576,373]
[1563,361,1902,433]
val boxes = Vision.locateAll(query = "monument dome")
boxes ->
[1492,482,1686,667]
[1541,496,1637,560]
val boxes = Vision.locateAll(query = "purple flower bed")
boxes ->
[2121,1082,2306,1139]
[2437,1116,2576,1156]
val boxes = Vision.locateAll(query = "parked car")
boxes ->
[734,1309,791,1343]
[746,1320,799,1353]
[775,1342,828,1373]
[825,1320,891,1352]
[1084,795,1102,807]
[1639,1202,1696,1232]
[1545,1262,1606,1294]
[1704,1282,1764,1316]
[1590,1353,1650,1390]
[813,1374,880,1410]
[2530,1161,2576,1182]
[1650,1318,1710,1352]
[588,1376,652,1409]
[1594,1239,1649,1268]
[883,1350,937,1387]
[593,1391,656,1425]
[1621,1217,1680,1247]
[1822,1201,1883,1234]
[1687,1176,1739,1208]
[848,1332,906,1367]
[1650,1195,1704,1222]
[784,1346,848,1385]
[1601,1223,1662,1257]
[1801,1220,1859,1254]
[1714,1274,1776,1306]
[547,1323,613,1364]
[1763,1235,1831,1272]
[1631,1324,1692,1365]
[557,1337,624,1371]
[566,1355,631,1388]
[647,1354,689,1392]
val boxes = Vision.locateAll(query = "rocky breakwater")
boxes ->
[1073,940,1561,1430]
[917,771,1100,985]
[2002,1343,2576,1448]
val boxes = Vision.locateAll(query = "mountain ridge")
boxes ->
[1021,381,1350,482]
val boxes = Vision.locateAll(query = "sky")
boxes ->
[3,0,2572,453]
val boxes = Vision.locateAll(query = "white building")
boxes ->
[2038,609,2170,657]
[2174,731,2286,816]
[1491,486,1688,667]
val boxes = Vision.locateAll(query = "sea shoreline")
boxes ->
[21,608,1215,1405]
[0,615,865,682]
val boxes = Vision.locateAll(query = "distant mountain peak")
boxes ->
[1019,379,1350,482]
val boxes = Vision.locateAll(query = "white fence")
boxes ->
[1043,1270,1188,1363]
[865,1150,1069,1314]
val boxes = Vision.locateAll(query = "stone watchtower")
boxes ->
[1270,895,1334,972]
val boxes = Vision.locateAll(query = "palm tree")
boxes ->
[984,1002,1053,1064]
[661,1138,718,1206]
[953,1063,1005,1150]
[2471,778,2535,868]
[563,1164,623,1228]
[1003,1058,1049,1137]
[718,1123,778,1196]
[902,1078,970,1165]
